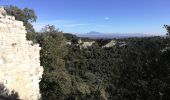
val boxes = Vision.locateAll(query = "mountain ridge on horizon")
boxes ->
[75,31,162,39]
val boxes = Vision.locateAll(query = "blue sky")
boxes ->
[1,0,170,35]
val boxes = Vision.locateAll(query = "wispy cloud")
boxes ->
[33,19,72,27]
[104,17,110,20]
[33,24,46,31]
[62,24,90,27]
[33,19,74,31]
[33,19,91,31]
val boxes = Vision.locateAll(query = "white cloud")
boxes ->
[33,19,72,26]
[33,19,90,31]
[104,17,110,20]
[32,19,73,31]
[62,24,90,27]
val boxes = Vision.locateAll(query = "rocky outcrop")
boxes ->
[0,7,43,100]
[103,40,116,48]
[77,39,95,49]
[80,41,95,48]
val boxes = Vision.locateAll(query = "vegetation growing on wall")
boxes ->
[4,5,37,40]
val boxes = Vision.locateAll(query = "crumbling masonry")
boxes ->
[0,7,43,100]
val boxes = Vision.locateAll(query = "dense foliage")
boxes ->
[35,25,72,100]
[64,36,170,100]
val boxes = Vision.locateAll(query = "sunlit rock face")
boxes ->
[0,7,43,100]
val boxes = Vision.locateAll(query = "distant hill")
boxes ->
[86,31,103,35]
[76,31,156,39]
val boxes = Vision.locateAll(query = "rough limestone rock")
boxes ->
[0,7,43,100]
[77,39,95,49]
[103,40,116,48]
[80,41,95,48]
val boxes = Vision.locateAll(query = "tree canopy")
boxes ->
[37,25,72,100]
[164,25,170,36]
[4,5,37,40]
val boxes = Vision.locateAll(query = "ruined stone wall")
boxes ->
[0,7,43,100]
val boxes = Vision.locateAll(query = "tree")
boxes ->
[37,25,67,72]
[4,5,37,40]
[37,25,72,100]
[164,25,170,36]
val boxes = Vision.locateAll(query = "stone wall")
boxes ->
[0,7,43,100]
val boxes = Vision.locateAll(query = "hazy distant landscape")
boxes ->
[76,31,157,39]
